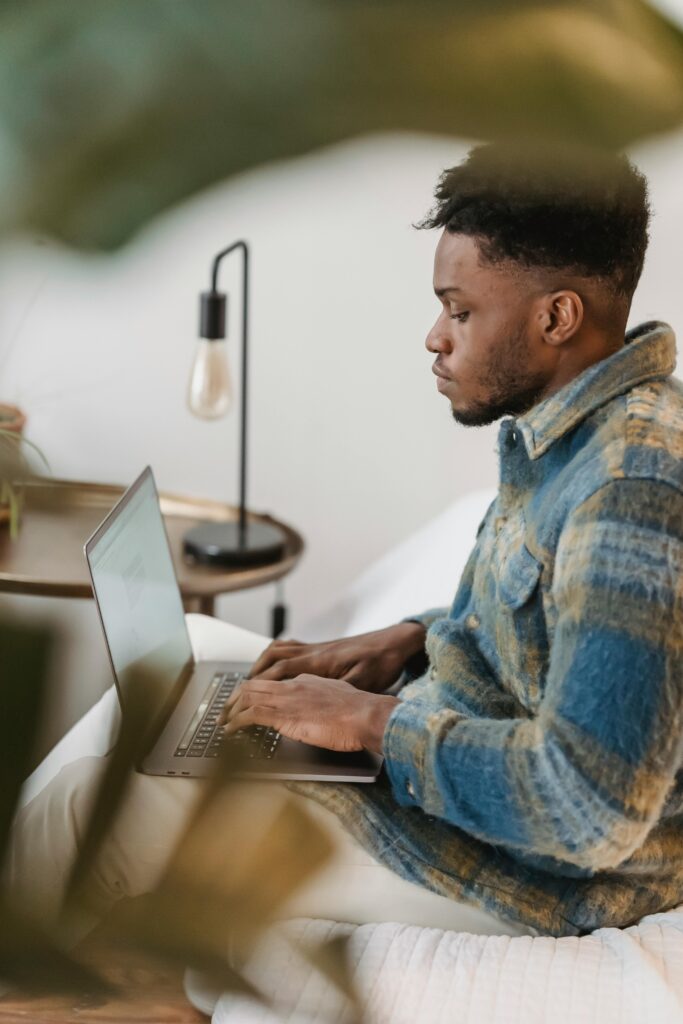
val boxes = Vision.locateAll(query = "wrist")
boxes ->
[360,693,401,754]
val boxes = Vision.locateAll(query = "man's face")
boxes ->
[427,231,552,426]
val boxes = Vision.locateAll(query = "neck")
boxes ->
[539,324,626,404]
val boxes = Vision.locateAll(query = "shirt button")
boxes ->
[465,613,480,630]
[406,780,415,798]
[429,666,437,679]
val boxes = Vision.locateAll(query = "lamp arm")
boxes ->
[210,239,247,292]
[208,240,249,543]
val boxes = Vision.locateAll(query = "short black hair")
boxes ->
[418,141,651,299]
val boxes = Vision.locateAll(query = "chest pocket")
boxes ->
[495,537,548,710]
[499,542,542,608]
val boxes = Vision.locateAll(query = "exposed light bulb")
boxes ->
[187,339,233,419]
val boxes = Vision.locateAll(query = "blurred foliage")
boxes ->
[0,617,53,863]
[300,932,362,1023]
[0,617,110,996]
[0,0,681,249]
[0,633,362,1018]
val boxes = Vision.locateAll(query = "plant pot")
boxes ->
[0,403,27,531]
[0,402,26,435]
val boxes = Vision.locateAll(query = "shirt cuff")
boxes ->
[401,607,448,630]
[381,695,436,807]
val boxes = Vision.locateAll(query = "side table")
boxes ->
[0,478,304,619]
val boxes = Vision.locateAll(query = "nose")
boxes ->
[425,309,452,354]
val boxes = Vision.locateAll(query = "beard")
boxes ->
[450,321,549,427]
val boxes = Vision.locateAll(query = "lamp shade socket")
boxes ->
[199,290,227,340]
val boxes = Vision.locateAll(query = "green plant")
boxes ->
[0,427,50,541]
[0,1,681,250]
[0,617,362,1019]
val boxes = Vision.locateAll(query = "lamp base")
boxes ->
[183,520,287,568]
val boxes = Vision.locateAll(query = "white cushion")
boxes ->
[296,488,496,640]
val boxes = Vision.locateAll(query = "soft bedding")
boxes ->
[197,907,683,1023]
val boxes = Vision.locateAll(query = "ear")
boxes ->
[537,290,584,347]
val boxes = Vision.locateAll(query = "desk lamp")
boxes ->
[183,239,287,568]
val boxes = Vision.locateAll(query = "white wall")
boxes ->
[0,130,681,756]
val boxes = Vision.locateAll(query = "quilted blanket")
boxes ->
[199,906,683,1023]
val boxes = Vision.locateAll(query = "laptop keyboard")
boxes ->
[174,671,281,761]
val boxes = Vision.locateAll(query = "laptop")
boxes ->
[84,466,383,782]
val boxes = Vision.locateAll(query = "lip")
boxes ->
[432,365,454,391]
[431,365,452,381]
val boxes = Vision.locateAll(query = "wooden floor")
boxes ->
[0,939,206,1024]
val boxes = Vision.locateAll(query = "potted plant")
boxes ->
[0,403,49,540]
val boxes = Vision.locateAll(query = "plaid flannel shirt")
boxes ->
[288,320,683,936]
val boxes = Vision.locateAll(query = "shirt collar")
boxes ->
[514,320,677,461]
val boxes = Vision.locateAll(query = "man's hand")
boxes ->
[219,674,400,754]
[244,622,427,694]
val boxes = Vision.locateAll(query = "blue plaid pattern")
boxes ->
[288,321,683,936]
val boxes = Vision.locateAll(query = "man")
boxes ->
[218,142,683,936]
[9,142,683,940]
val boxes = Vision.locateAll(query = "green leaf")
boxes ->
[0,899,113,996]
[60,666,166,921]
[154,790,334,948]
[99,901,270,1008]
[0,0,681,249]
[82,783,336,987]
[0,617,53,876]
[297,932,364,1023]
[7,484,19,541]
[0,620,111,996]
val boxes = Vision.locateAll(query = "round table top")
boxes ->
[0,477,304,600]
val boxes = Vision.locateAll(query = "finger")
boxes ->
[223,704,279,736]
[345,659,381,689]
[220,680,277,723]
[252,656,316,681]
[248,641,305,678]
[342,667,364,689]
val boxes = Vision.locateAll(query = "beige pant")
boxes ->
[5,620,534,942]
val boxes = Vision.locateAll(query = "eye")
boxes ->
[449,311,470,323]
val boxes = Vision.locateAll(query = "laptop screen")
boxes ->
[86,468,193,717]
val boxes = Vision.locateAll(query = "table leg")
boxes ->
[182,595,216,617]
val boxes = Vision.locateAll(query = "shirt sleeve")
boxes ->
[401,607,449,629]
[396,609,448,683]
[383,478,683,872]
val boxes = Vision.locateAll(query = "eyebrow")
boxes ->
[434,286,462,297]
